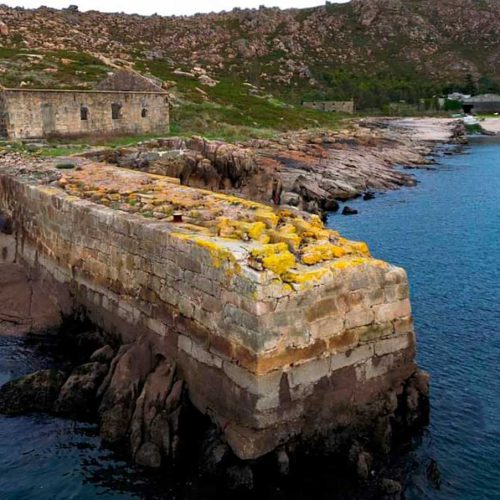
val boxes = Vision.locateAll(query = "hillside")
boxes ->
[1,0,499,107]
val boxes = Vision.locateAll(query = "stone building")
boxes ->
[462,94,500,114]
[303,100,355,114]
[0,70,170,139]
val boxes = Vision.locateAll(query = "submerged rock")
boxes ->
[342,206,359,215]
[0,369,66,414]
[426,458,441,489]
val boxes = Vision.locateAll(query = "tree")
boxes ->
[463,74,477,96]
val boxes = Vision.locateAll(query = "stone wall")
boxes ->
[0,167,423,460]
[1,89,169,139]
[303,100,355,114]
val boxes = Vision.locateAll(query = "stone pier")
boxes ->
[0,162,427,460]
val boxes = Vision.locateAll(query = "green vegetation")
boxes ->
[135,61,347,141]
[0,48,110,89]
[465,123,485,135]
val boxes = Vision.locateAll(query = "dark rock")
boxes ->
[226,464,254,490]
[0,369,66,414]
[379,478,402,498]
[322,198,340,212]
[149,411,171,456]
[356,451,373,480]
[129,359,176,459]
[374,416,392,454]
[276,448,290,475]
[54,362,108,417]
[426,458,441,489]
[99,339,154,444]
[363,191,376,200]
[342,206,358,215]
[100,403,134,444]
[165,379,183,412]
[135,442,162,468]
[199,427,230,475]
[90,345,115,364]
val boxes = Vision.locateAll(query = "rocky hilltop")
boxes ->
[0,0,499,106]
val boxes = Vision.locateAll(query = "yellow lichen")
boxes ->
[250,243,289,259]
[247,221,267,241]
[331,257,371,271]
[300,243,346,265]
[270,230,302,252]
[283,268,329,284]
[254,209,279,229]
[262,252,296,275]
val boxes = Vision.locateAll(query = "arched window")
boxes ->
[80,105,89,121]
[111,103,122,120]
[141,108,148,118]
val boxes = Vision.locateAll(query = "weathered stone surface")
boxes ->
[99,340,154,443]
[135,442,162,468]
[0,264,62,336]
[0,369,66,414]
[90,345,115,364]
[54,362,108,416]
[0,163,426,461]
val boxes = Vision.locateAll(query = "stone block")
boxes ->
[345,307,374,329]
[364,354,395,380]
[373,299,411,323]
[384,283,410,302]
[393,316,414,335]
[288,357,330,388]
[374,332,414,357]
[223,361,282,396]
[383,267,407,285]
[305,296,345,323]
[356,322,394,344]
[191,341,223,369]
[330,343,374,372]
[310,316,345,340]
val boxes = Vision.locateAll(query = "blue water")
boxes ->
[0,138,499,499]
[328,137,500,499]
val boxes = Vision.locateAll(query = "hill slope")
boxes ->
[0,0,499,111]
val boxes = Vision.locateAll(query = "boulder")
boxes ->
[0,369,66,414]
[98,339,154,444]
[129,360,178,464]
[342,206,359,215]
[135,442,162,468]
[54,362,109,416]
[90,345,115,364]
[379,478,402,498]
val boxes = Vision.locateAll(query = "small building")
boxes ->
[0,70,170,140]
[302,100,355,114]
[462,94,500,114]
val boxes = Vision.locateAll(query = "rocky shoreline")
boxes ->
[83,118,467,216]
[0,324,430,497]
[0,117,457,496]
